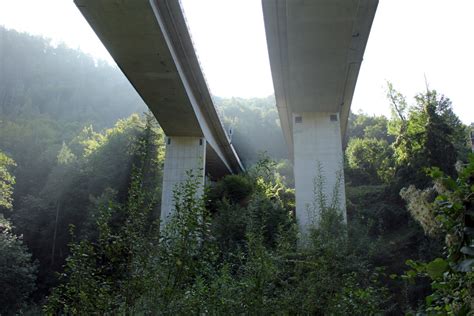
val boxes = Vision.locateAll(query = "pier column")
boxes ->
[160,136,206,223]
[292,112,346,232]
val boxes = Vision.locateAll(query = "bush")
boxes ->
[45,158,390,314]
[0,216,37,315]
[401,154,474,314]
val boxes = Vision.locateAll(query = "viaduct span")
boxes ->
[74,0,244,221]
[75,0,378,230]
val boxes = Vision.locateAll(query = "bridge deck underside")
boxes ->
[75,0,243,175]
[262,0,378,156]
[76,0,201,136]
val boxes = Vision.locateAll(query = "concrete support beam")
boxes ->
[74,0,244,178]
[160,136,206,222]
[293,112,346,232]
[262,0,377,233]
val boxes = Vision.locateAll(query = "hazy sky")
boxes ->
[0,0,472,123]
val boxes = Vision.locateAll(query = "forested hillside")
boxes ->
[215,95,287,163]
[0,27,147,126]
[0,28,289,312]
[1,28,473,314]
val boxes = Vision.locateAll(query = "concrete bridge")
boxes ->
[262,0,378,230]
[75,0,378,229]
[74,0,244,221]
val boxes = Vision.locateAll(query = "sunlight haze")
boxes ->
[0,0,472,123]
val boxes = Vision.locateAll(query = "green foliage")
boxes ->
[328,270,390,315]
[5,113,163,304]
[347,111,393,143]
[0,29,152,299]
[0,27,156,303]
[401,154,474,314]
[215,96,288,163]
[44,119,162,314]
[343,82,473,312]
[44,235,114,314]
[0,118,64,199]
[209,174,254,204]
[0,151,16,210]
[210,157,295,254]
[346,137,394,184]
[45,164,214,314]
[0,27,145,128]
[44,156,389,314]
[0,152,38,314]
[0,215,38,315]
[3,26,472,313]
[136,169,218,314]
[57,142,76,165]
[388,84,468,188]
[209,160,388,315]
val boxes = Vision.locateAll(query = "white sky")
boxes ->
[0,0,472,123]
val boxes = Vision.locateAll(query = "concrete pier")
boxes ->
[160,137,206,222]
[293,112,346,230]
[74,0,243,224]
[262,0,378,231]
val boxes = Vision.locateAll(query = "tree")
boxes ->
[44,117,163,314]
[0,151,16,211]
[0,200,37,314]
[387,84,468,188]
[400,154,474,314]
[346,138,394,184]
[0,27,146,128]
[215,96,288,164]
[346,111,393,143]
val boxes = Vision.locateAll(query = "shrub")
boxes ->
[0,216,37,315]
[401,154,474,314]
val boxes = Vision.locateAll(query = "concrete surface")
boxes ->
[293,112,346,231]
[74,0,243,178]
[161,137,206,222]
[263,0,378,230]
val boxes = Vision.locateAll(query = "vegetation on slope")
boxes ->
[0,27,472,314]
